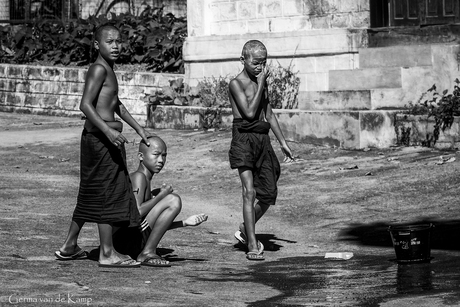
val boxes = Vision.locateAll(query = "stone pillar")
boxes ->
[187,0,211,37]
[0,0,9,21]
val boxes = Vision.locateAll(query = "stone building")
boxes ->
[184,0,460,148]
[1,0,460,148]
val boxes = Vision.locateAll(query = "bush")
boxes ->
[403,80,460,146]
[267,60,300,109]
[144,61,300,110]
[0,7,186,73]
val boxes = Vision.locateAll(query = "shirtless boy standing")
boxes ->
[228,40,293,260]
[55,24,150,267]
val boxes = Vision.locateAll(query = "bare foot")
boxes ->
[58,244,81,255]
[183,213,208,227]
[98,249,135,266]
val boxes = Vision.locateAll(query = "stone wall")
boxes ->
[0,0,8,21]
[395,114,460,149]
[185,0,369,89]
[0,64,182,126]
[189,0,369,37]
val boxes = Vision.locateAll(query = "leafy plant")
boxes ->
[0,7,186,73]
[404,80,460,146]
[267,60,300,109]
[196,76,231,108]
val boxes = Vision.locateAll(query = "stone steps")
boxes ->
[293,43,452,148]
[359,45,433,68]
[329,67,403,90]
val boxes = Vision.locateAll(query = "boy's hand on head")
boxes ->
[137,128,151,146]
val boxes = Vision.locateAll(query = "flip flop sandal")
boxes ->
[140,255,171,267]
[98,258,141,268]
[234,230,248,245]
[246,252,265,261]
[246,241,265,261]
[55,248,88,261]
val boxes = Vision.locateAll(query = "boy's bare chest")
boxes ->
[244,83,267,103]
[102,72,118,96]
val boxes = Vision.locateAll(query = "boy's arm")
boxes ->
[80,65,126,144]
[115,100,152,145]
[132,175,173,217]
[265,101,294,160]
[229,66,270,119]
[132,173,163,217]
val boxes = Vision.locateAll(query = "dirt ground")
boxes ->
[1,112,460,307]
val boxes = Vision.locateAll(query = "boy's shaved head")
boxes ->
[242,40,267,60]
[140,136,166,152]
[94,24,120,42]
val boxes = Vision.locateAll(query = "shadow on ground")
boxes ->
[233,233,297,253]
[338,219,460,250]
[245,253,460,307]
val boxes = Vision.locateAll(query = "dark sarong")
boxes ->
[113,218,151,259]
[72,128,140,227]
[228,118,281,206]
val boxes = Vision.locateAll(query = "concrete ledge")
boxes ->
[298,90,371,110]
[183,29,366,62]
[0,64,181,87]
[275,109,361,148]
[395,114,460,149]
[146,106,398,149]
[146,105,234,130]
[360,111,398,148]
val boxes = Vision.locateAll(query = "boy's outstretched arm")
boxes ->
[265,102,294,160]
[229,66,270,119]
[116,100,152,145]
[80,65,127,145]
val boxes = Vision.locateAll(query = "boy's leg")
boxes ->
[98,223,136,265]
[58,220,85,254]
[238,201,270,235]
[137,193,182,262]
[239,145,279,239]
[238,167,259,253]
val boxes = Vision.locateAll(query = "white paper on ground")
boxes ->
[324,252,354,260]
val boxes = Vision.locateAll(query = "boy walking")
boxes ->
[228,40,293,260]
[55,24,151,267]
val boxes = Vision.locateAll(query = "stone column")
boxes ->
[0,0,10,21]
[187,0,211,37]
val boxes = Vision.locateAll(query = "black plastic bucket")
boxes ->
[388,224,433,263]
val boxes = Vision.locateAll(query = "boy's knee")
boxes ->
[242,188,256,200]
[166,193,182,212]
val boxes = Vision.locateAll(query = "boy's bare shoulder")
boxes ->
[130,171,148,187]
[229,72,248,89]
[87,63,108,77]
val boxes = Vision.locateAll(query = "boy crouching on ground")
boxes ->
[113,136,208,267]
